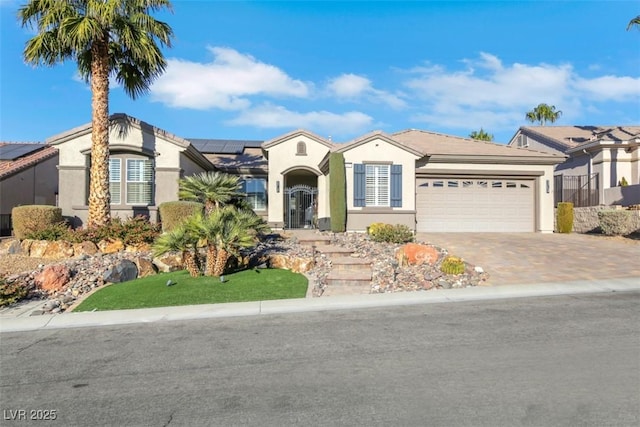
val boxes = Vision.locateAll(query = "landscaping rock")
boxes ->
[268,254,314,273]
[20,239,33,255]
[153,253,183,273]
[134,256,157,278]
[42,240,74,259]
[35,265,71,294]
[126,243,152,253]
[395,243,439,266]
[102,260,138,283]
[28,240,50,258]
[0,239,22,255]
[98,239,125,254]
[73,241,99,257]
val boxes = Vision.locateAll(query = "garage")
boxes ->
[416,177,535,232]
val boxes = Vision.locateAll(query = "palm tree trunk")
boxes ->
[183,251,200,277]
[213,248,229,277]
[205,243,217,276]
[87,35,111,228]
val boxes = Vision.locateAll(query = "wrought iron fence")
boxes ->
[554,173,599,207]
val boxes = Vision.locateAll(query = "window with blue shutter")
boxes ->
[353,163,365,207]
[390,164,402,207]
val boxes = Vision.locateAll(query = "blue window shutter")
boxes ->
[353,163,365,207]
[391,164,402,207]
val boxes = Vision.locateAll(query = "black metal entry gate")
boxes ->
[284,185,317,229]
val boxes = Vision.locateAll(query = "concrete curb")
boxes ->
[1,277,639,333]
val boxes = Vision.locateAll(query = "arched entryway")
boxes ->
[283,168,318,229]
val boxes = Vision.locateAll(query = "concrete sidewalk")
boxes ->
[2,277,639,333]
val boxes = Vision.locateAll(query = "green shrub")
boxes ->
[556,202,574,233]
[159,201,204,232]
[24,221,72,241]
[598,210,633,236]
[329,153,346,232]
[619,177,629,186]
[369,223,414,244]
[440,256,465,275]
[12,205,63,240]
[0,279,29,307]
[70,216,161,245]
[367,222,385,235]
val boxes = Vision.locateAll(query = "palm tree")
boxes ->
[628,15,640,30]
[185,211,221,277]
[212,206,256,277]
[525,103,562,126]
[178,171,244,215]
[19,0,174,228]
[469,128,494,141]
[153,225,201,277]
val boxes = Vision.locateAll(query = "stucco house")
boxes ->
[508,126,640,206]
[0,143,59,236]
[46,113,564,233]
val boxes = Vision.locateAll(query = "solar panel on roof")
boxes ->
[0,144,45,160]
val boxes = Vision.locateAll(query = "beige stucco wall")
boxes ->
[417,162,556,233]
[342,137,419,212]
[0,155,59,215]
[54,123,197,226]
[265,135,331,227]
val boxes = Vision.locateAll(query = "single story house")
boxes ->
[508,126,640,206]
[45,113,564,233]
[0,143,59,236]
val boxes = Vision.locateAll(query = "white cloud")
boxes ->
[150,46,310,110]
[327,73,406,109]
[403,52,638,134]
[574,75,640,100]
[228,104,373,137]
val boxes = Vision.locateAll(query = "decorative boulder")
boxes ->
[35,264,71,294]
[20,239,33,254]
[73,241,99,257]
[0,239,21,255]
[28,240,49,258]
[395,243,439,266]
[134,256,158,278]
[102,260,138,283]
[268,254,314,273]
[42,240,74,259]
[153,253,183,273]
[98,239,125,254]
[126,243,152,253]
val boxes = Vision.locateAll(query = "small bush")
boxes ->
[0,279,29,307]
[440,256,465,275]
[24,221,72,241]
[367,222,386,235]
[556,202,574,233]
[619,177,628,187]
[159,201,204,232]
[598,210,633,236]
[70,216,160,245]
[12,205,63,240]
[369,223,414,244]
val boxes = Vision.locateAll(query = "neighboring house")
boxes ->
[45,113,565,232]
[508,126,640,206]
[0,143,59,236]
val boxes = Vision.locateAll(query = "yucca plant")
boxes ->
[178,171,244,215]
[153,225,201,277]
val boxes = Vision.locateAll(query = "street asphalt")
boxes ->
[1,277,639,333]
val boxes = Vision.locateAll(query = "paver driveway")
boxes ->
[417,233,640,286]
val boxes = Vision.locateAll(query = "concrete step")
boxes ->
[322,283,372,296]
[330,256,372,273]
[297,238,331,247]
[326,270,372,287]
[316,245,354,257]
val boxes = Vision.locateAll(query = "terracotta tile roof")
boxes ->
[392,129,563,159]
[0,145,58,179]
[520,126,640,150]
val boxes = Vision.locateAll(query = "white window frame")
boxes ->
[243,178,267,211]
[365,164,390,207]
[109,158,121,205]
[125,158,153,205]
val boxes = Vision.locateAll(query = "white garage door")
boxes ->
[416,178,535,232]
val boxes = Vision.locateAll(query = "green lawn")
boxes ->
[73,269,308,312]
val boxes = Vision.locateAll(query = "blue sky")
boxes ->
[1,0,639,144]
